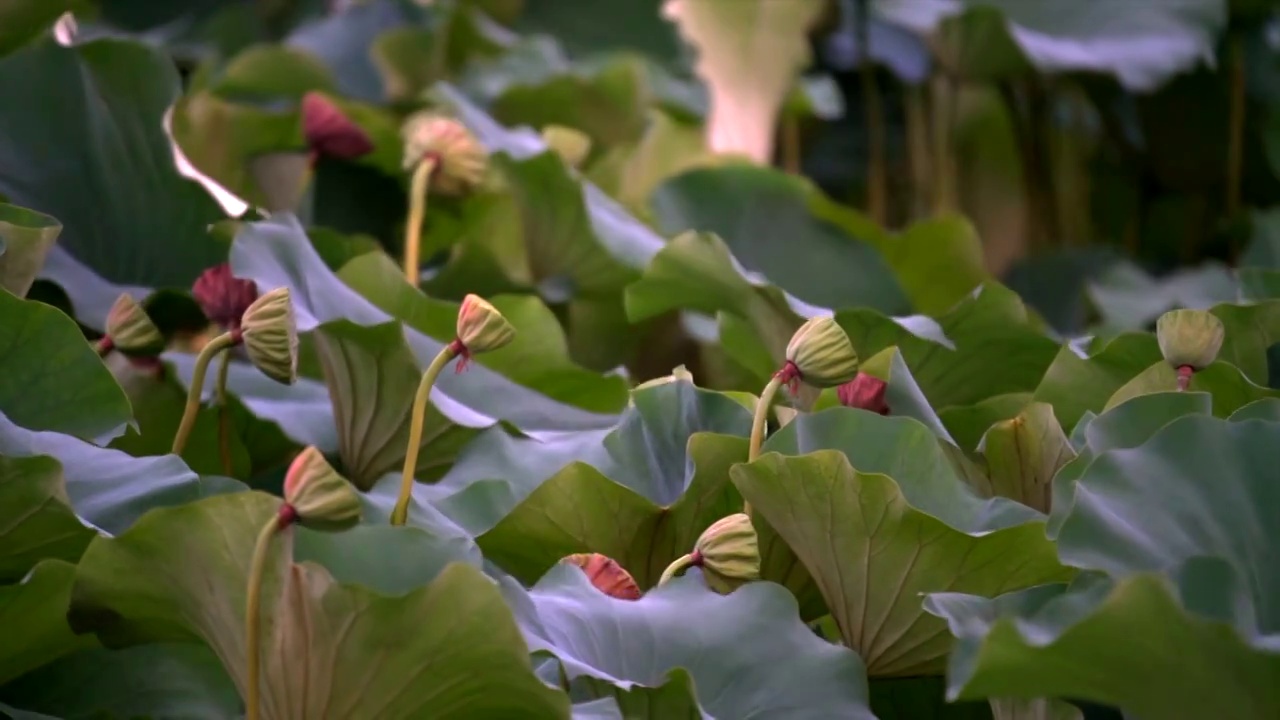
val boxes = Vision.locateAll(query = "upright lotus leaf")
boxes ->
[0,38,227,289]
[876,0,1226,91]
[477,380,753,587]
[976,403,1075,513]
[0,412,244,536]
[652,167,910,313]
[601,109,711,213]
[0,455,95,583]
[661,0,826,163]
[1104,360,1280,416]
[0,644,240,720]
[69,492,571,719]
[1206,300,1280,385]
[229,214,625,429]
[0,560,97,685]
[0,203,60,297]
[816,346,957,445]
[285,0,416,102]
[1031,332,1162,431]
[311,320,487,489]
[732,450,1070,676]
[838,284,1060,411]
[507,564,876,719]
[938,392,1033,453]
[926,414,1280,716]
[0,291,131,442]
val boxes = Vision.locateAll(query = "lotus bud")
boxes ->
[302,92,374,161]
[192,263,258,330]
[282,446,361,532]
[561,553,642,600]
[692,513,759,594]
[540,125,592,169]
[837,372,889,415]
[401,113,488,196]
[104,293,164,356]
[240,287,298,385]
[456,294,515,356]
[781,316,859,389]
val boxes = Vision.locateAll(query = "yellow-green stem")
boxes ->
[744,375,784,515]
[658,552,696,586]
[215,348,233,476]
[390,344,458,525]
[172,332,240,457]
[402,157,437,286]
[245,514,280,720]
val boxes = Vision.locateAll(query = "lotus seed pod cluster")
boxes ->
[301,92,374,161]
[192,263,259,329]
[1156,309,1224,370]
[400,112,488,195]
[239,287,299,385]
[283,446,361,532]
[104,293,164,356]
[562,553,642,600]
[784,316,859,388]
[693,513,760,594]
[456,293,515,355]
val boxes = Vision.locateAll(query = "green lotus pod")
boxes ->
[456,294,515,355]
[540,125,592,169]
[1156,309,1224,370]
[784,316,859,387]
[283,446,361,532]
[694,513,760,594]
[401,112,488,196]
[104,293,164,356]
[240,287,298,385]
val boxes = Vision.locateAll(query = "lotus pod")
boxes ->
[401,113,488,196]
[784,316,859,387]
[240,287,298,385]
[301,92,374,160]
[540,125,592,169]
[104,293,164,356]
[694,513,760,594]
[562,553,642,600]
[456,294,515,355]
[837,372,889,415]
[1156,309,1224,370]
[283,446,361,532]
[192,263,258,329]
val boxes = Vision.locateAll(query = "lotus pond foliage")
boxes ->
[2,0,1280,718]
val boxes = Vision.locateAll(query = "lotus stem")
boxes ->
[215,348,233,476]
[172,331,240,457]
[390,343,459,526]
[402,157,438,286]
[658,552,697,586]
[95,337,114,357]
[743,375,784,515]
[246,507,293,720]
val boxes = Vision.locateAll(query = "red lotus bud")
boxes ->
[192,264,258,330]
[837,373,889,415]
[561,553,642,600]
[301,92,374,161]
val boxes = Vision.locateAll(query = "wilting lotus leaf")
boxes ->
[68,492,571,719]
[0,560,97,685]
[506,563,876,719]
[732,450,1071,676]
[474,379,752,587]
[311,320,487,489]
[0,454,95,583]
[927,414,1280,716]
[0,291,131,443]
[976,402,1075,513]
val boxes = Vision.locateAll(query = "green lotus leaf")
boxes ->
[507,563,876,719]
[1104,359,1280,415]
[927,413,1280,715]
[975,402,1075,513]
[0,291,131,443]
[812,347,958,445]
[1085,259,1238,331]
[1031,332,1162,432]
[285,0,417,103]
[732,450,1071,677]
[590,108,710,216]
[69,492,571,719]
[514,0,682,59]
[0,560,97,686]
[311,320,485,489]
[229,214,626,428]
[0,203,60,298]
[0,644,239,720]
[0,38,226,291]
[0,455,95,583]
[938,392,1032,453]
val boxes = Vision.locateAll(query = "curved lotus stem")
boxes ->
[172,331,240,457]
[402,157,437,286]
[215,348,233,475]
[658,552,697,586]
[743,375,784,515]
[390,342,459,525]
